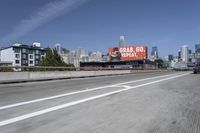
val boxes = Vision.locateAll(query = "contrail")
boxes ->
[1,0,91,44]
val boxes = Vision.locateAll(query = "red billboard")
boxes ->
[108,46,147,61]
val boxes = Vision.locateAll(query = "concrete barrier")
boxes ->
[0,70,131,83]
[0,70,170,83]
[30,71,71,80]
[0,72,30,82]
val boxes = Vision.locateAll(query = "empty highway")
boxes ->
[0,71,200,133]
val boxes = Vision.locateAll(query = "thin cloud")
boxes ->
[1,0,91,44]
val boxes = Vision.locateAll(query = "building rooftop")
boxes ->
[0,43,46,51]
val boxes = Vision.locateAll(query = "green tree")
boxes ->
[40,48,75,70]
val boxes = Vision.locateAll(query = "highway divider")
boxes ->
[0,68,172,84]
[0,70,131,83]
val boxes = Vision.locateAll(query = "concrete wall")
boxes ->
[0,47,15,66]
[0,70,131,83]
[0,72,29,82]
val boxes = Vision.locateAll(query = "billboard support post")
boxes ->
[143,59,146,70]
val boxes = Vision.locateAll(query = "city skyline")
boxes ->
[1,0,200,57]
[1,40,198,59]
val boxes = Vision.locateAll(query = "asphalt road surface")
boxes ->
[0,71,199,133]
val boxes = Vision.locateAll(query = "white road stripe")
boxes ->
[0,73,189,127]
[0,73,181,110]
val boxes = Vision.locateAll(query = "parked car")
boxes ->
[193,63,200,74]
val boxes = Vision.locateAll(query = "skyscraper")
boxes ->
[151,46,158,61]
[75,48,85,58]
[180,45,189,63]
[178,49,181,60]
[195,44,200,62]
[168,54,174,62]
[195,44,200,53]
[119,36,125,47]
[54,43,61,54]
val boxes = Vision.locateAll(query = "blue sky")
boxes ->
[0,0,200,57]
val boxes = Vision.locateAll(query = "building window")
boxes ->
[29,61,33,64]
[29,55,33,59]
[22,48,28,53]
[35,60,39,65]
[35,50,40,54]
[15,60,20,64]
[41,56,45,60]
[22,54,27,59]
[41,51,46,55]
[35,55,39,59]
[29,50,33,54]
[13,48,20,53]
[22,60,28,64]
[15,54,20,58]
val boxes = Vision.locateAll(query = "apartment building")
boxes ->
[0,43,46,66]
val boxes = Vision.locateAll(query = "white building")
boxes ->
[67,51,75,64]
[88,51,102,62]
[66,49,103,67]
[0,43,46,66]
[54,43,61,54]
[75,48,85,58]
[180,45,189,63]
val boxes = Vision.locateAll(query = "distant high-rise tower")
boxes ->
[151,46,158,61]
[178,49,181,59]
[75,48,85,58]
[168,54,174,62]
[119,36,125,47]
[195,44,200,63]
[54,43,61,54]
[180,45,189,63]
[195,44,200,53]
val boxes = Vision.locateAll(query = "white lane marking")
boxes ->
[0,73,184,110]
[118,85,132,89]
[0,73,189,127]
[0,73,181,110]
